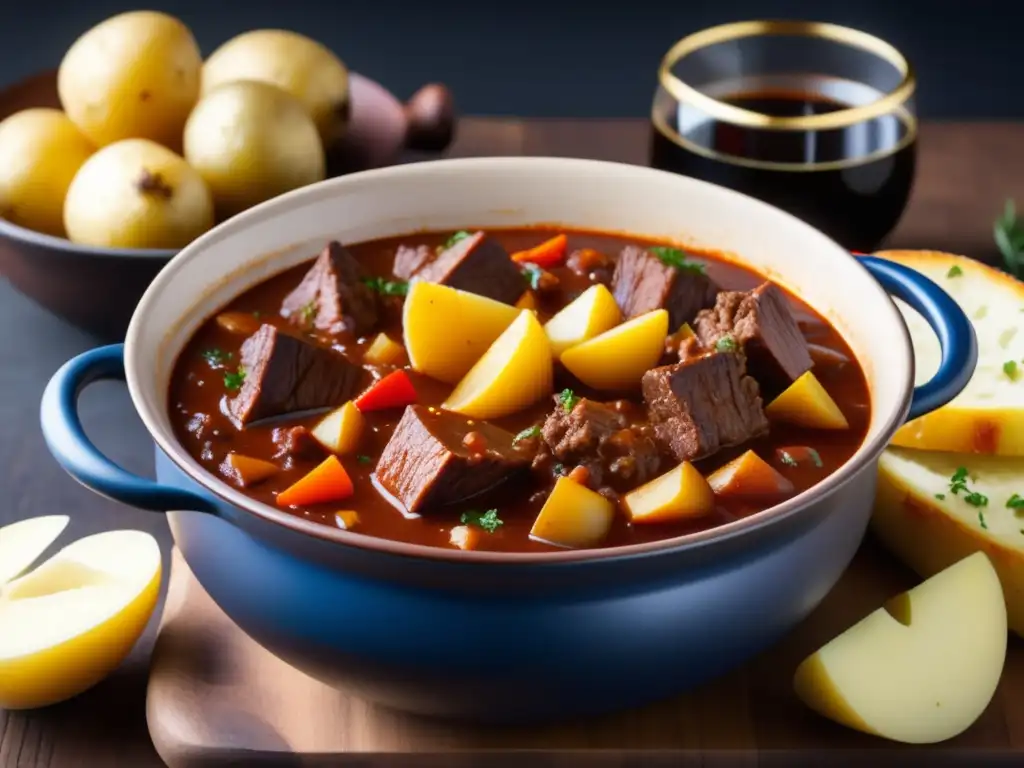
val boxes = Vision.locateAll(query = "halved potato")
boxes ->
[622,461,715,524]
[877,250,1024,455]
[530,476,616,548]
[311,401,365,455]
[443,310,553,419]
[543,283,622,356]
[873,446,1024,636]
[793,552,1005,744]
[708,450,795,497]
[403,282,520,384]
[560,309,669,390]
[765,371,849,430]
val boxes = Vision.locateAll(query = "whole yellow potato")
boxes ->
[57,10,202,148]
[64,138,214,249]
[183,80,325,218]
[202,29,349,148]
[0,109,94,236]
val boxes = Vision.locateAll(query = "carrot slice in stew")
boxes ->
[511,234,567,268]
[353,370,418,412]
[276,455,354,507]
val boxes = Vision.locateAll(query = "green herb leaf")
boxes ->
[779,450,798,467]
[946,265,963,278]
[806,448,824,468]
[979,509,989,529]
[715,335,739,353]
[552,462,566,476]
[460,508,503,533]
[935,493,946,501]
[995,199,1024,277]
[362,276,409,297]
[557,388,580,413]
[949,466,969,495]
[522,264,543,290]
[964,491,989,508]
[648,246,707,275]
[299,300,318,324]
[439,230,472,252]
[513,425,541,445]
[224,368,246,391]
[356,454,372,464]
[1007,493,1024,509]
[202,348,227,367]
[1005,360,1020,381]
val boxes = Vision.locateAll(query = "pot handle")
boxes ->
[857,255,978,422]
[40,344,218,514]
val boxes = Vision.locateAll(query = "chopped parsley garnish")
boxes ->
[1007,493,1024,510]
[779,451,798,467]
[935,493,946,501]
[715,335,739,353]
[552,462,566,476]
[1005,360,1020,380]
[202,348,229,367]
[460,508,503,533]
[356,454,372,464]
[649,246,707,275]
[946,265,963,278]
[965,491,989,508]
[806,448,824,468]
[522,263,543,290]
[946,467,989,509]
[440,230,472,252]
[223,368,246,391]
[299,300,317,324]
[979,510,989,529]
[361,276,409,297]
[558,388,580,412]
[513,425,541,445]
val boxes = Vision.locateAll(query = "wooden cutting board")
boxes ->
[146,543,1024,767]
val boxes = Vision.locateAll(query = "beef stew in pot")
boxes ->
[168,228,870,553]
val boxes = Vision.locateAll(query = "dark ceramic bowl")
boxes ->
[0,70,455,341]
[40,158,976,723]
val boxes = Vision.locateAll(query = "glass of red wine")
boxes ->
[650,20,917,252]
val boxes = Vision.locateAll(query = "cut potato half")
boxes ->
[877,250,1024,455]
[794,552,1006,744]
[0,526,162,709]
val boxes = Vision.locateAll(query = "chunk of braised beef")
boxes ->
[374,405,533,515]
[641,351,769,463]
[611,246,719,331]
[537,396,660,492]
[694,282,812,398]
[413,230,524,305]
[280,241,379,336]
[272,425,326,463]
[567,248,614,284]
[393,243,435,281]
[226,324,363,428]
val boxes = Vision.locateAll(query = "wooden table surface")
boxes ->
[2,117,1024,767]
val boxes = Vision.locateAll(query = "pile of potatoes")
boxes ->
[0,10,350,249]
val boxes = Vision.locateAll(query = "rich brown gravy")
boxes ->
[168,228,871,553]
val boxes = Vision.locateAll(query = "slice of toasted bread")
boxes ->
[873,447,1024,636]
[875,250,1024,455]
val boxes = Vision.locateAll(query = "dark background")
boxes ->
[0,0,1015,118]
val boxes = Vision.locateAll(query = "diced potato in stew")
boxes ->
[168,228,870,553]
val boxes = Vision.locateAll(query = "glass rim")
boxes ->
[658,20,917,131]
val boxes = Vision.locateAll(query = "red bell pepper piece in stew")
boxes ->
[354,370,418,412]
[510,234,567,268]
